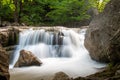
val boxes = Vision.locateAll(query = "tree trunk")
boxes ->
[13,0,19,23]
[19,0,22,23]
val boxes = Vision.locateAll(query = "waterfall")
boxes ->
[11,28,82,65]
[10,28,106,78]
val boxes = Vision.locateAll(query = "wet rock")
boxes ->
[14,50,42,67]
[73,77,89,80]
[4,45,16,51]
[0,32,9,47]
[52,72,71,80]
[11,22,20,26]
[0,27,19,47]
[58,32,64,45]
[2,21,11,27]
[8,27,19,46]
[0,46,9,80]
[115,70,120,75]
[84,0,120,62]
[53,32,64,45]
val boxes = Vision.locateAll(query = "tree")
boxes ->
[46,0,90,25]
[0,0,14,26]
[13,0,19,23]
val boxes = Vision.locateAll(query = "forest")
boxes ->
[0,0,109,26]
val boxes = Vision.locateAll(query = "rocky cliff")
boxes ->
[0,45,9,80]
[84,0,120,62]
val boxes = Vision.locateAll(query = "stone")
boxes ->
[2,21,11,27]
[115,70,120,75]
[7,27,19,46]
[73,77,89,80]
[14,50,42,67]
[84,0,120,62]
[52,72,71,80]
[0,46,9,80]
[0,32,9,47]
[11,22,20,26]
[0,27,19,47]
[58,32,64,45]
[53,32,64,45]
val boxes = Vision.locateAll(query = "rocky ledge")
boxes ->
[0,27,19,47]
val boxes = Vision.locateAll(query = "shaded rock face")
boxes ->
[84,0,120,62]
[53,72,71,80]
[0,27,19,47]
[0,46,9,80]
[15,50,42,67]
[0,32,9,47]
[7,27,19,46]
[53,32,64,45]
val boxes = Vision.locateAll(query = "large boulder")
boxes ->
[15,50,42,67]
[0,46,9,80]
[84,0,120,62]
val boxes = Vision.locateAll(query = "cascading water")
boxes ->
[10,27,106,79]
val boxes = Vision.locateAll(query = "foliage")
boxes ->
[20,0,43,25]
[89,0,110,12]
[0,0,110,26]
[0,0,14,21]
[47,0,90,24]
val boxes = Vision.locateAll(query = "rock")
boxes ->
[81,64,120,80]
[0,46,9,80]
[73,77,88,80]
[4,45,16,51]
[52,72,71,80]
[58,32,64,45]
[53,32,64,45]
[11,22,20,26]
[0,32,9,47]
[106,29,120,63]
[0,27,19,47]
[2,21,11,27]
[14,50,42,67]
[115,70,120,75]
[87,7,99,19]
[84,0,120,62]
[7,27,19,46]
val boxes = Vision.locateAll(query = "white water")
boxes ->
[10,28,106,78]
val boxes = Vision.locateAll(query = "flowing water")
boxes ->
[10,27,106,80]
